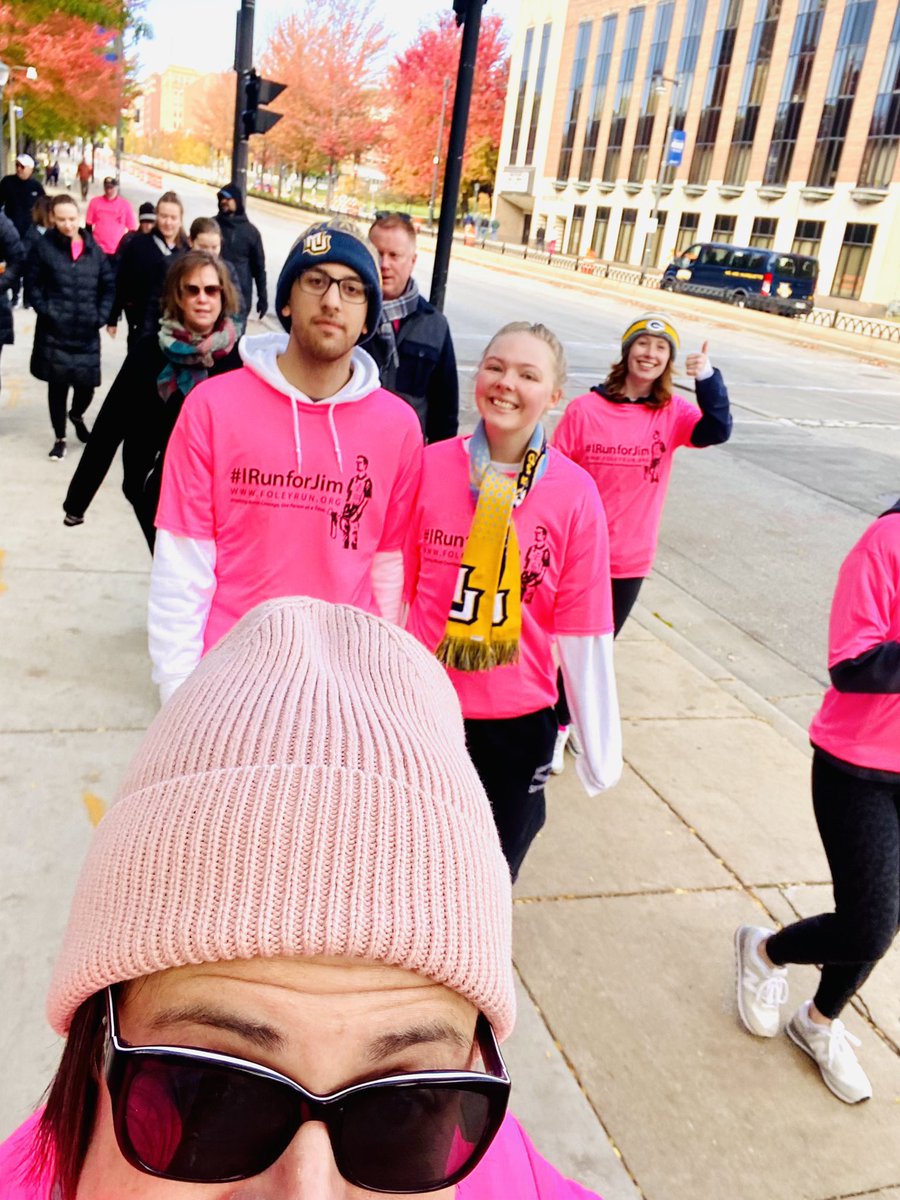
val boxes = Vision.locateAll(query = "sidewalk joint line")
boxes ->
[514,884,741,904]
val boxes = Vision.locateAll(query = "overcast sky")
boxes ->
[137,0,521,77]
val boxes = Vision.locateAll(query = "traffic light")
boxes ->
[241,69,286,138]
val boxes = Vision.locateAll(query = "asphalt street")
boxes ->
[112,166,900,733]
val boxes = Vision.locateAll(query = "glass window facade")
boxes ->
[525,23,553,165]
[592,206,612,255]
[602,7,646,182]
[509,27,535,165]
[808,0,876,187]
[750,216,777,247]
[858,1,900,188]
[831,223,876,298]
[629,2,676,182]
[558,21,594,180]
[764,0,827,185]
[712,213,737,241]
[676,211,700,253]
[689,0,743,185]
[614,208,638,260]
[724,0,781,186]
[579,15,618,182]
[662,0,708,183]
[792,218,825,256]
[568,204,587,253]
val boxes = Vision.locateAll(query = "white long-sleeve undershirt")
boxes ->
[558,632,623,794]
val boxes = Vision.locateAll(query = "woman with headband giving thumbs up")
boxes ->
[550,314,731,765]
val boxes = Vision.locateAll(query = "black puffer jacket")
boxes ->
[110,229,188,339]
[216,183,267,320]
[27,228,115,387]
[0,212,24,346]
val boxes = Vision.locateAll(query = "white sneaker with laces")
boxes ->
[734,924,789,1037]
[551,727,569,774]
[786,1001,873,1104]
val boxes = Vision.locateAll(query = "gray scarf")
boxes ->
[376,278,420,368]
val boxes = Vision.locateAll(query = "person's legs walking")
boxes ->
[68,385,94,442]
[612,577,644,636]
[47,381,68,458]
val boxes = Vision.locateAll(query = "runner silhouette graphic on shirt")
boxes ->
[521,525,551,604]
[644,431,666,483]
[339,455,373,550]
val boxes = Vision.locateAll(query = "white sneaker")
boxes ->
[551,727,569,774]
[786,1001,873,1104]
[734,924,788,1037]
[567,724,582,756]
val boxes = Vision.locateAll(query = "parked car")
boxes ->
[661,242,818,316]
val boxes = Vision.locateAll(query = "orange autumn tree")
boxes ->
[383,12,509,205]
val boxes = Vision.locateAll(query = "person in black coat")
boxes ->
[107,190,188,350]
[21,195,53,308]
[215,181,267,324]
[0,154,45,303]
[0,212,24,393]
[63,250,242,550]
[26,194,115,460]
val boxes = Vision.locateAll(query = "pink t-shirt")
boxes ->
[552,391,701,577]
[405,438,612,720]
[84,193,136,254]
[808,512,900,773]
[0,1110,600,1199]
[156,367,423,652]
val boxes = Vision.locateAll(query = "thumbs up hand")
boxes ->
[685,340,710,378]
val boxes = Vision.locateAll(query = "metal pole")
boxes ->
[642,81,673,271]
[231,0,254,195]
[430,1,484,312]
[9,97,16,167]
[429,76,450,229]
[114,31,125,179]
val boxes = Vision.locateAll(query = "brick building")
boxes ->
[134,66,204,138]
[493,0,900,308]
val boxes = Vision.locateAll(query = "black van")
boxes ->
[661,242,818,316]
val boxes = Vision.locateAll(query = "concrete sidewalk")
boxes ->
[0,308,898,1199]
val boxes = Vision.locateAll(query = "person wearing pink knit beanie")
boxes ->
[0,597,601,1200]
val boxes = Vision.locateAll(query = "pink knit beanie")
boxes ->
[47,598,515,1038]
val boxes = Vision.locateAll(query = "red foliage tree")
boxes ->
[383,13,509,203]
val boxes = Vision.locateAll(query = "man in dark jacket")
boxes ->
[0,212,24,392]
[0,154,45,303]
[368,213,458,443]
[215,182,267,324]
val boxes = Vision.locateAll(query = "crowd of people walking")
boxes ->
[0,165,896,1197]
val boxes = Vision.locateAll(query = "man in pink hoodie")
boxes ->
[148,221,424,703]
[84,176,136,256]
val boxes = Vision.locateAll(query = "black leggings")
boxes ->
[766,751,900,1019]
[48,382,94,440]
[464,707,557,882]
[556,576,645,726]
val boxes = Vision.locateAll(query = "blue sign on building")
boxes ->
[666,130,686,167]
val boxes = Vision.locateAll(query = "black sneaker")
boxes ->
[69,411,90,443]
[48,439,66,461]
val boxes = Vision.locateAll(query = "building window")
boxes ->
[764,0,826,185]
[792,218,824,257]
[509,27,535,164]
[712,213,736,242]
[662,0,708,184]
[724,0,781,186]
[614,208,638,261]
[808,0,876,188]
[602,7,646,182]
[567,205,587,254]
[579,15,618,182]
[525,23,552,166]
[688,0,743,186]
[831,223,875,299]
[628,2,676,183]
[558,21,594,180]
[858,2,900,189]
[676,212,700,254]
[750,216,777,248]
[592,206,611,255]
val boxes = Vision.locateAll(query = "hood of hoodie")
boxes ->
[239,331,382,474]
[217,181,246,216]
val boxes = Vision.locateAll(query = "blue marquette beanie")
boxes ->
[276,224,382,344]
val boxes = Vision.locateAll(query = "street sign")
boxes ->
[666,129,686,167]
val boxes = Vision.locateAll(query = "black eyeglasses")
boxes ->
[298,268,368,304]
[183,283,222,298]
[103,986,510,1192]
[374,210,413,223]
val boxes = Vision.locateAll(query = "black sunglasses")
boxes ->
[103,986,510,1192]
[375,210,413,223]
